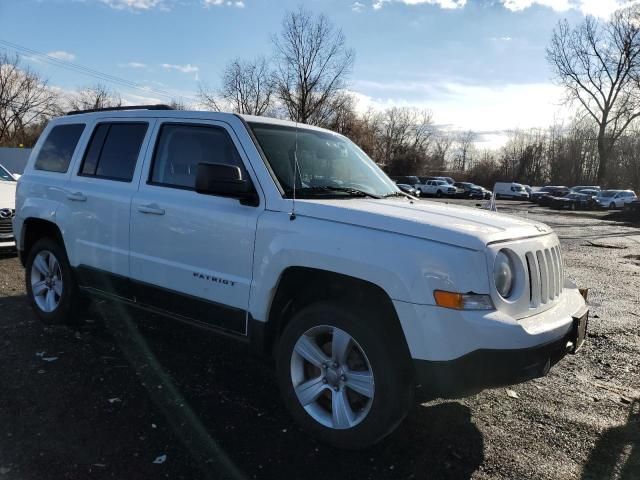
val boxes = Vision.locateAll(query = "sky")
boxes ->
[0,0,637,148]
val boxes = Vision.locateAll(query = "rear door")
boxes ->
[129,119,262,334]
[64,119,154,291]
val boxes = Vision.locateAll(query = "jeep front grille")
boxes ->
[525,245,563,307]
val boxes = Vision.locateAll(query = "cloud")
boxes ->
[202,0,246,7]
[500,0,640,18]
[370,0,637,17]
[119,61,148,69]
[99,0,166,10]
[161,63,199,73]
[352,1,366,11]
[47,50,76,61]
[373,0,467,10]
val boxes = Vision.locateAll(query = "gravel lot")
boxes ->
[0,200,638,480]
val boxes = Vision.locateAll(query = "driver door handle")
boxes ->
[137,203,165,215]
[66,192,87,202]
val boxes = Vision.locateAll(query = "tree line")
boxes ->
[2,6,640,191]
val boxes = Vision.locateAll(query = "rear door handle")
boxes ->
[137,203,165,215]
[66,192,87,202]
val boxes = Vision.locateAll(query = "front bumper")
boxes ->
[393,282,588,399]
[413,311,587,400]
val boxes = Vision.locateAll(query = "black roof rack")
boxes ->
[66,104,175,116]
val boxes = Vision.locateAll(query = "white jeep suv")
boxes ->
[13,106,588,449]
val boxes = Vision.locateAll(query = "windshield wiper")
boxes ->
[382,191,413,199]
[289,186,382,199]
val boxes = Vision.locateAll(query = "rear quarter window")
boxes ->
[34,124,86,173]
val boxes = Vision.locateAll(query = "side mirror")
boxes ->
[195,163,257,204]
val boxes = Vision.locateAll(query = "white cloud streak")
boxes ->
[99,0,165,10]
[161,63,199,73]
[119,61,148,69]
[47,50,76,61]
[371,0,638,17]
[202,0,246,7]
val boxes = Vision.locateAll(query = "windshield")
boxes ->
[0,165,16,182]
[249,123,398,198]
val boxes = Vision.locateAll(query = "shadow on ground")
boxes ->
[582,399,640,480]
[0,295,484,479]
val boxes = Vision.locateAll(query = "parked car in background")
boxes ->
[539,187,571,207]
[623,199,640,217]
[523,185,533,196]
[549,192,597,210]
[493,182,529,200]
[434,176,455,185]
[477,186,493,199]
[453,182,484,199]
[570,185,600,193]
[533,186,570,205]
[416,179,456,197]
[595,190,638,209]
[0,163,17,249]
[418,176,437,184]
[391,176,421,188]
[396,184,420,197]
[577,188,599,197]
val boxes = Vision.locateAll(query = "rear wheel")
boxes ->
[276,300,413,449]
[25,238,87,325]
[436,190,442,198]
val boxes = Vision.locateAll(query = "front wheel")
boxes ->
[25,238,87,325]
[276,301,413,449]
[609,202,616,210]
[436,190,442,198]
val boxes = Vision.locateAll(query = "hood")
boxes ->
[0,181,16,209]
[294,198,552,251]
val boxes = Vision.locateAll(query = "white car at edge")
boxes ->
[0,163,17,248]
[13,107,588,449]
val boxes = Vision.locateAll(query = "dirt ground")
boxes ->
[0,200,638,480]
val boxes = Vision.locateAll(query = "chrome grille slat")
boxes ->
[525,243,563,308]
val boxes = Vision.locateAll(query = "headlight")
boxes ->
[494,250,514,298]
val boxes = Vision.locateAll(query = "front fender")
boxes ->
[248,211,489,322]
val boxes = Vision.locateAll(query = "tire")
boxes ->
[275,300,413,450]
[25,237,88,325]
[570,203,576,211]
[609,202,616,210]
[436,190,442,198]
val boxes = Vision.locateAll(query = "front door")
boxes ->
[129,119,262,334]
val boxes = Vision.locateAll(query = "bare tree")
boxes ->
[547,6,640,183]
[69,84,122,111]
[273,7,355,125]
[0,53,59,146]
[452,130,476,171]
[430,132,453,172]
[210,57,275,115]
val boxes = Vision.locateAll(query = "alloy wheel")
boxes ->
[290,325,375,430]
[30,250,63,313]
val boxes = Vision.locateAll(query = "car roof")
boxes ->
[55,108,337,134]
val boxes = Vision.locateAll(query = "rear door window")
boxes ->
[34,124,85,173]
[80,123,148,182]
